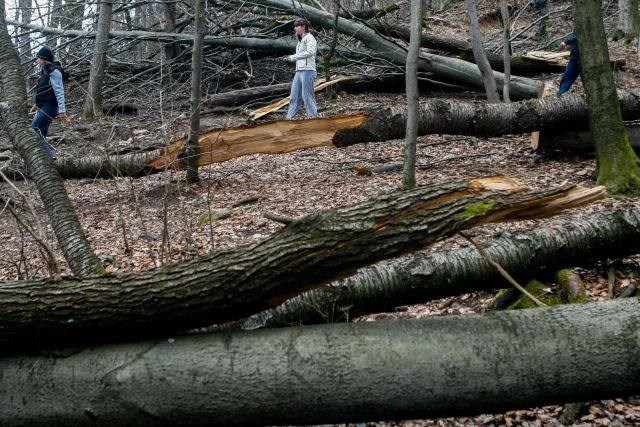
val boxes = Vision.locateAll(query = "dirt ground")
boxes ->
[2,0,640,425]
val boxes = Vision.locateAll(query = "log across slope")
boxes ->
[234,207,640,329]
[2,298,640,426]
[11,90,640,180]
[332,89,640,146]
[0,177,604,348]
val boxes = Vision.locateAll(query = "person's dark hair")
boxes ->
[293,17,309,31]
[36,46,54,63]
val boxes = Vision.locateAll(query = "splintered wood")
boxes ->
[147,112,369,170]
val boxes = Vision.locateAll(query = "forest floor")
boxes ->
[2,0,640,425]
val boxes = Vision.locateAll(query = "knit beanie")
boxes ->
[36,46,54,62]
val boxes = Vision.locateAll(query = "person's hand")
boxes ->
[58,112,70,123]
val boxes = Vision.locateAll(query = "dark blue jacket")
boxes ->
[35,64,62,108]
[565,29,580,60]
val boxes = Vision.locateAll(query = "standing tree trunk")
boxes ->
[0,3,103,277]
[403,0,424,189]
[573,0,640,194]
[82,0,114,118]
[464,0,500,102]
[18,0,32,57]
[161,0,179,60]
[62,0,85,58]
[616,0,640,43]
[323,0,340,101]
[47,0,62,47]
[186,0,204,183]
[501,0,511,102]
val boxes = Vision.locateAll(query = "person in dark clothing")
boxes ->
[32,46,68,158]
[557,29,581,96]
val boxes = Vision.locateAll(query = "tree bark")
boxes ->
[615,0,640,42]
[0,3,103,278]
[465,0,500,102]
[573,0,640,194]
[332,89,640,146]
[2,298,640,425]
[0,178,604,348]
[205,83,293,107]
[82,0,114,118]
[233,208,640,329]
[250,0,542,99]
[501,0,511,102]
[17,0,32,57]
[403,0,424,189]
[536,123,640,152]
[366,22,566,76]
[47,0,62,47]
[160,0,179,60]
[340,1,402,19]
[186,0,204,183]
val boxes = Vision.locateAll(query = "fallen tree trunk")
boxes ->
[332,89,640,146]
[205,72,467,110]
[250,0,542,98]
[2,298,640,425]
[535,122,640,152]
[7,20,299,54]
[0,177,605,348]
[340,1,402,19]
[371,23,565,75]
[9,91,640,180]
[233,207,640,329]
[205,82,292,108]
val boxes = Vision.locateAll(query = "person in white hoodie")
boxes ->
[285,18,318,119]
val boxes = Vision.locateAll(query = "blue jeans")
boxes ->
[557,55,581,96]
[287,70,317,119]
[32,105,58,157]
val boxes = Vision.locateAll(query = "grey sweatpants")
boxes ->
[286,70,317,119]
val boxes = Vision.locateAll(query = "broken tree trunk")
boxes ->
[249,0,542,98]
[0,177,604,348]
[332,89,640,146]
[2,298,640,425]
[534,123,640,152]
[232,207,640,329]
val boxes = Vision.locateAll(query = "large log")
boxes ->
[332,89,640,146]
[234,207,640,329]
[367,22,566,75]
[204,73,465,110]
[250,0,543,98]
[2,298,640,425]
[0,177,604,348]
[535,122,640,152]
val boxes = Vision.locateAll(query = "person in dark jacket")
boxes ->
[557,29,581,96]
[32,46,68,158]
